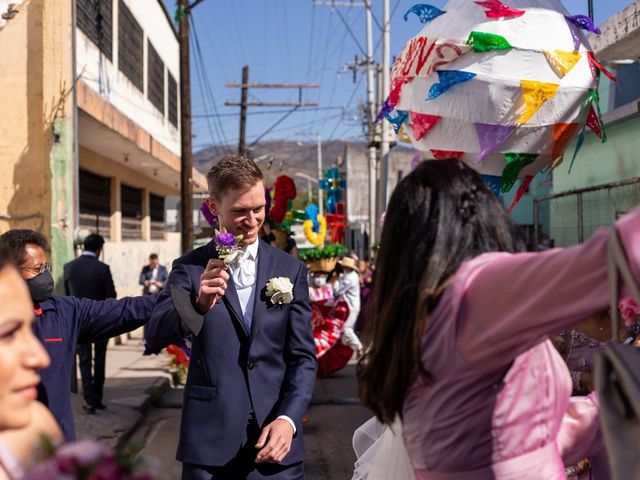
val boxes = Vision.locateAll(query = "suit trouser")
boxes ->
[77,339,108,406]
[181,416,304,480]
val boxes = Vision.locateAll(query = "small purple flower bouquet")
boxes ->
[214,228,244,265]
[25,439,154,480]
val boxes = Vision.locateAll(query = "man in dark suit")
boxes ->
[64,234,116,413]
[139,253,169,295]
[145,155,317,479]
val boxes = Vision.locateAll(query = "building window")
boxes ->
[121,183,143,240]
[613,62,640,109]
[77,0,113,60]
[79,169,111,240]
[118,0,143,91]
[150,194,166,240]
[168,72,178,128]
[147,41,165,115]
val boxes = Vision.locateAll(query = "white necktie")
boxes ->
[232,250,256,289]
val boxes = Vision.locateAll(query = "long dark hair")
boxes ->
[358,159,525,423]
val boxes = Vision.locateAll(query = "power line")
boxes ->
[190,13,233,153]
[193,106,344,118]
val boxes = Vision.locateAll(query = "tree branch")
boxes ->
[189,0,206,10]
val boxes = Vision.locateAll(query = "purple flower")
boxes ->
[216,232,237,247]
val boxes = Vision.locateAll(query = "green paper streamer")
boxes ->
[501,153,538,193]
[467,31,513,53]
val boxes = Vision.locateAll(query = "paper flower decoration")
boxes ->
[382,0,608,194]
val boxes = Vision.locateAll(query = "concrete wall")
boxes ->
[76,0,180,156]
[0,0,75,282]
[103,232,180,298]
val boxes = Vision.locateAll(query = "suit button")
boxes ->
[248,361,255,370]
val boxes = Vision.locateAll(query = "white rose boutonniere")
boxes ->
[265,277,294,305]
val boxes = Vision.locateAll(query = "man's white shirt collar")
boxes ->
[82,251,97,257]
[243,238,259,261]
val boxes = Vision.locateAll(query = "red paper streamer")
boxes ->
[585,104,603,140]
[270,175,297,223]
[586,52,618,84]
[475,0,525,19]
[507,175,534,212]
[410,112,441,141]
[430,149,464,160]
[389,77,411,107]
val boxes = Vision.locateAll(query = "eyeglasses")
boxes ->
[19,263,52,276]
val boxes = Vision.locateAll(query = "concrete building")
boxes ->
[0,0,205,296]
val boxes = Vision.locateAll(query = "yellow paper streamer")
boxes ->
[303,216,327,247]
[518,80,560,124]
[543,50,582,78]
[397,125,413,143]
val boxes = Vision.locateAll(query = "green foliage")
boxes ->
[299,244,348,262]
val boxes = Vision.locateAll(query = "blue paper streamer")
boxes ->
[403,4,446,24]
[385,110,409,134]
[427,70,477,100]
[304,204,320,232]
[480,174,503,198]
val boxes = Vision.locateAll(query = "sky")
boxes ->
[162,0,634,153]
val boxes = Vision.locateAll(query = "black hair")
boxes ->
[358,159,525,424]
[83,234,105,253]
[0,229,49,266]
[149,253,159,260]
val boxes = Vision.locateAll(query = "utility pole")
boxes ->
[317,133,324,216]
[364,0,377,243]
[238,65,249,156]
[588,0,594,20]
[225,80,318,157]
[178,0,193,255]
[378,0,391,221]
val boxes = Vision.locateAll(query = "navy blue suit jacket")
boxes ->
[145,239,317,467]
[35,295,156,440]
[64,254,117,300]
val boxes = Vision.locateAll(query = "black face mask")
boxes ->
[26,270,55,304]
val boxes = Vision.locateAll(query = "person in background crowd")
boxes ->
[358,159,640,479]
[0,245,61,478]
[260,219,277,247]
[0,230,156,441]
[64,234,115,414]
[139,253,169,296]
[334,256,363,356]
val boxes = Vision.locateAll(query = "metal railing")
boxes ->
[533,177,640,248]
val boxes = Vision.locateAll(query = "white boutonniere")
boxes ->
[265,277,294,305]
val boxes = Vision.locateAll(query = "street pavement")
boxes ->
[73,340,371,479]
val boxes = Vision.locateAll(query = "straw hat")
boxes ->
[338,256,358,271]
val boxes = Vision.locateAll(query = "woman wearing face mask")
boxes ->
[308,267,353,377]
[0,246,61,479]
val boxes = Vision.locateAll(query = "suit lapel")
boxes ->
[205,240,248,338]
[250,240,275,339]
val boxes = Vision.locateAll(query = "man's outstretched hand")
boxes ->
[255,419,294,464]
[196,259,229,314]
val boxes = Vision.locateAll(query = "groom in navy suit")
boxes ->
[145,155,317,479]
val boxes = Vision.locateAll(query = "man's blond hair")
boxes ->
[206,155,263,199]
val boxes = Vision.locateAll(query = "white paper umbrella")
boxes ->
[383,0,616,194]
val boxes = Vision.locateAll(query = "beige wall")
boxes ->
[103,232,180,298]
[0,0,53,234]
[79,145,179,197]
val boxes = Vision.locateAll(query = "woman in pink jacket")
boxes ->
[358,159,639,479]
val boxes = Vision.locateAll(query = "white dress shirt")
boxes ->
[227,239,296,434]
